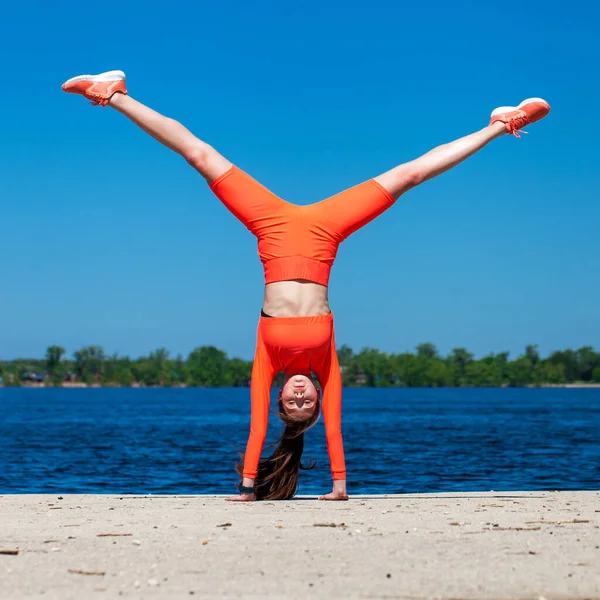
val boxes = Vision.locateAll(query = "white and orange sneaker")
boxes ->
[489,98,550,138]
[62,70,127,106]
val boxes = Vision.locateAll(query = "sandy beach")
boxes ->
[0,492,598,599]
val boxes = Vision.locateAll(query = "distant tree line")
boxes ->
[1,343,600,388]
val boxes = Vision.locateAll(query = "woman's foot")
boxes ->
[489,98,550,137]
[61,70,127,106]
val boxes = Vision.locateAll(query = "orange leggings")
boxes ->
[209,166,395,286]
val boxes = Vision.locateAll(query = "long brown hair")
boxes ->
[236,395,321,500]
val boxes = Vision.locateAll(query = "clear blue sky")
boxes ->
[1,0,598,361]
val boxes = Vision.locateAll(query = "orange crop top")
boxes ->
[244,312,346,480]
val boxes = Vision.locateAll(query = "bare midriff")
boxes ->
[262,279,331,317]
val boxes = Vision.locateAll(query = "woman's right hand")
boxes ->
[319,478,348,501]
[225,493,256,502]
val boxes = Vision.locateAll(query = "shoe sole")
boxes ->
[490,97,549,117]
[63,70,126,86]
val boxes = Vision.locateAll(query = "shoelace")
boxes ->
[88,95,108,107]
[507,114,529,139]
[86,86,110,107]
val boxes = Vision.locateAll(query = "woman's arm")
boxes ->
[316,332,349,501]
[226,330,277,502]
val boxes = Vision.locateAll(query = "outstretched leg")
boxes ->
[375,122,506,200]
[62,70,231,183]
[308,123,507,241]
[312,98,550,241]
[108,94,232,183]
[62,70,293,238]
[376,98,550,199]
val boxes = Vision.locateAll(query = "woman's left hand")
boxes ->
[225,493,256,502]
[226,478,256,502]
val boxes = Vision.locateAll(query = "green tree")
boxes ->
[449,348,474,386]
[547,350,578,382]
[493,352,510,385]
[45,346,66,382]
[187,346,228,386]
[341,353,363,386]
[424,358,454,387]
[337,345,354,368]
[115,366,134,387]
[575,346,599,382]
[392,353,416,387]
[416,343,438,360]
[525,345,543,384]
[224,357,252,386]
[2,367,20,387]
[103,353,121,384]
[525,345,540,367]
[73,346,106,383]
[397,353,450,387]
[464,357,502,387]
[539,361,566,384]
[353,348,393,387]
[142,348,171,386]
[505,357,532,387]
[171,354,188,385]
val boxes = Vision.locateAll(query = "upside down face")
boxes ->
[279,374,319,421]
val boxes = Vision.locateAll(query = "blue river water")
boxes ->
[0,387,598,495]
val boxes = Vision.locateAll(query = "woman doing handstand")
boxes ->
[62,70,550,501]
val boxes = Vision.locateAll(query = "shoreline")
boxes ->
[4,382,600,389]
[0,491,598,599]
